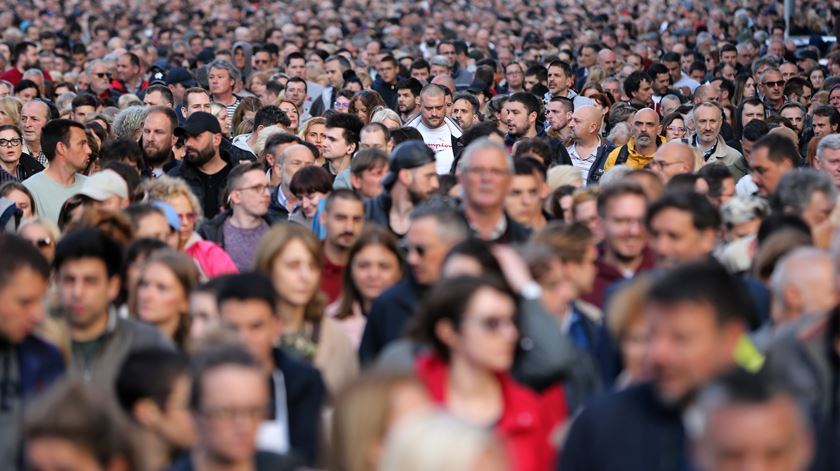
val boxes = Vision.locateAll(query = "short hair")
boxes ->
[531,221,594,263]
[458,138,513,173]
[225,161,265,203]
[14,80,39,97]
[597,181,647,217]
[11,41,36,65]
[452,92,480,115]
[53,228,122,278]
[41,119,85,162]
[410,199,470,242]
[514,138,553,167]
[0,234,50,287]
[264,132,302,158]
[389,126,424,147]
[289,165,333,196]
[547,60,573,77]
[182,87,210,109]
[189,344,260,411]
[286,76,308,93]
[99,137,145,167]
[146,105,178,133]
[506,92,541,117]
[816,133,840,161]
[410,59,430,71]
[351,148,388,176]
[776,168,838,215]
[524,64,548,82]
[144,85,174,107]
[361,122,390,140]
[742,119,770,142]
[752,133,800,164]
[253,105,291,128]
[721,196,771,228]
[207,59,241,83]
[216,272,278,313]
[324,188,363,213]
[121,52,142,69]
[696,164,734,199]
[646,190,722,232]
[325,112,364,146]
[548,96,574,113]
[115,348,189,413]
[647,260,755,326]
[648,62,669,78]
[71,93,100,111]
[285,52,305,66]
[624,71,652,97]
[784,77,811,99]
[396,78,423,97]
[512,154,546,180]
[812,104,840,127]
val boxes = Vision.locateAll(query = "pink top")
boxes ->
[325,300,367,349]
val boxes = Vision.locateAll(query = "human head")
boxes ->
[216,272,282,370]
[181,87,212,117]
[323,112,363,162]
[502,92,540,139]
[598,181,649,263]
[632,108,661,149]
[646,190,721,267]
[207,59,240,97]
[749,133,799,196]
[142,106,178,167]
[20,99,49,147]
[350,148,389,198]
[289,166,332,219]
[254,222,323,314]
[760,68,785,104]
[451,92,480,130]
[0,234,50,343]
[546,60,572,96]
[569,105,601,141]
[458,139,513,212]
[811,105,840,139]
[404,202,469,285]
[775,168,837,229]
[505,158,546,227]
[624,71,654,105]
[693,102,724,148]
[815,133,840,189]
[226,162,270,219]
[419,84,447,129]
[545,96,573,133]
[651,141,696,182]
[321,189,365,253]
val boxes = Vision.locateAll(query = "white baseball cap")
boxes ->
[78,169,128,201]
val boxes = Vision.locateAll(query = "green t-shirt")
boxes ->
[23,171,87,224]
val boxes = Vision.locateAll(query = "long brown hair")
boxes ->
[333,226,403,319]
[139,250,200,349]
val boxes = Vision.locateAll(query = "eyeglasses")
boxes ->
[200,405,267,422]
[401,241,428,257]
[178,212,198,222]
[254,59,270,64]
[236,184,269,194]
[0,138,21,147]
[94,72,110,79]
[763,80,784,88]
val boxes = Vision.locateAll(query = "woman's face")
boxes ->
[300,191,326,219]
[234,48,245,69]
[19,222,54,262]
[446,287,518,372]
[250,78,266,95]
[664,118,687,141]
[744,78,756,97]
[272,239,321,308]
[305,122,327,155]
[334,96,350,113]
[167,194,197,244]
[189,291,218,343]
[811,70,825,89]
[0,112,14,126]
[0,128,22,165]
[620,316,650,383]
[214,109,230,136]
[353,101,369,124]
[136,261,188,327]
[350,244,402,305]
[5,188,32,219]
[15,87,37,103]
[381,117,401,130]
[279,102,299,130]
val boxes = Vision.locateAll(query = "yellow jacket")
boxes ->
[602,136,665,173]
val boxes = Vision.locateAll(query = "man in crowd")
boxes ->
[396,78,423,123]
[142,105,179,177]
[748,133,798,197]
[20,99,50,166]
[266,141,314,221]
[650,141,696,183]
[310,54,352,117]
[567,105,606,180]
[320,190,365,303]
[686,102,742,166]
[502,92,542,148]
[646,190,721,268]
[207,60,241,124]
[0,42,40,85]
[451,92,480,130]
[406,84,463,174]
[323,113,364,180]
[594,108,664,179]
[505,158,548,230]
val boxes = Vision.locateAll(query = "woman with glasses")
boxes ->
[0,180,36,218]
[0,124,43,181]
[254,222,358,393]
[333,88,355,114]
[18,217,59,262]
[409,275,558,471]
[136,175,238,279]
[661,112,688,142]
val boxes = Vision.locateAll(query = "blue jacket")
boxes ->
[17,335,64,400]
[359,276,423,365]
[272,348,326,466]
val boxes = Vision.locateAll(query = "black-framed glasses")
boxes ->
[763,80,784,88]
[0,138,21,147]
[401,241,428,257]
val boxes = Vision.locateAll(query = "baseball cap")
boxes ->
[153,201,181,232]
[381,141,436,189]
[166,67,198,87]
[174,112,222,138]
[78,169,128,201]
[467,79,489,94]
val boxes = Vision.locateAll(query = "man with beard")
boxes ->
[405,84,463,174]
[595,108,664,177]
[266,142,314,222]
[167,112,232,218]
[502,92,543,149]
[141,106,178,177]
[364,141,439,237]
[396,78,422,123]
[320,190,365,302]
[685,101,741,166]
[562,261,752,471]
[0,41,45,86]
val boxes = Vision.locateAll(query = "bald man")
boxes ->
[567,105,605,179]
[597,49,618,75]
[692,84,721,104]
[595,108,664,180]
[770,247,838,328]
[651,141,697,182]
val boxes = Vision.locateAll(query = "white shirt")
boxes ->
[736,174,759,196]
[567,138,601,181]
[406,115,463,174]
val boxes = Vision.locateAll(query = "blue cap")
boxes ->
[153,201,180,232]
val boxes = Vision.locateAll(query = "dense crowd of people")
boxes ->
[3,0,840,470]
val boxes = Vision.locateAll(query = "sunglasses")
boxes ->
[178,212,198,223]
[763,80,784,88]
[32,237,52,248]
[401,241,428,257]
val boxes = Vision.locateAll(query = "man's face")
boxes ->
[323,127,353,161]
[143,90,169,107]
[695,105,722,147]
[183,92,212,117]
[505,174,542,225]
[405,162,440,203]
[286,58,306,78]
[652,73,670,96]
[377,60,398,84]
[664,61,682,82]
[411,66,430,84]
[353,164,387,197]
[649,207,715,267]
[117,55,140,83]
[647,301,741,405]
[780,107,805,133]
[208,67,234,96]
[437,43,457,64]
[184,131,217,167]
[231,170,270,218]
[253,52,272,71]
[0,267,47,343]
[800,190,836,229]
[750,146,793,196]
[405,217,450,285]
[503,100,533,138]
[632,79,654,105]
[459,147,511,210]
[523,74,540,92]
[681,54,695,74]
[142,112,175,164]
[505,64,524,89]
[741,103,765,128]
[547,66,569,96]
[451,98,477,129]
[397,89,418,115]
[633,110,661,148]
[285,82,307,107]
[780,63,799,82]
[195,366,267,464]
[277,146,315,189]
[812,115,836,138]
[324,59,345,89]
[761,71,785,102]
[359,129,389,151]
[420,93,446,128]
[72,105,96,123]
[63,127,92,171]
[720,49,737,65]
[322,198,365,251]
[20,101,48,145]
[697,397,814,471]
[57,258,118,333]
[21,45,39,69]
[602,194,648,261]
[430,63,449,78]
[579,47,596,68]
[219,299,280,371]
[546,101,571,132]
[817,147,840,190]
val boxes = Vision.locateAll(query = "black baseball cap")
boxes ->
[381,141,436,189]
[174,112,221,138]
[166,67,198,87]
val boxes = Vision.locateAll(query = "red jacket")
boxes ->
[415,354,563,471]
[582,243,656,307]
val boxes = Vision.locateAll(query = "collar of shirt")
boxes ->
[693,134,718,159]
[567,137,602,161]
[468,213,507,240]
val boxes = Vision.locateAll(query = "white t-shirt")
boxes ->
[407,116,463,174]
[736,174,759,197]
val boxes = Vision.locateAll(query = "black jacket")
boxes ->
[459,209,532,244]
[272,348,326,466]
[167,451,299,471]
[585,142,618,185]
[560,382,689,471]
[15,153,44,181]
[372,76,399,111]
[548,138,574,167]
[221,137,257,163]
[167,151,234,219]
[267,184,291,223]
[359,276,424,365]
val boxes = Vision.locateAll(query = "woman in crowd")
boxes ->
[134,250,200,350]
[333,88,354,113]
[289,165,332,227]
[370,106,402,129]
[232,96,261,134]
[0,96,22,126]
[0,181,36,218]
[327,226,404,347]
[409,275,558,471]
[732,74,756,106]
[350,91,387,125]
[808,66,826,91]
[605,275,652,389]
[18,217,59,262]
[209,103,231,137]
[276,99,300,132]
[661,112,688,142]
[299,116,327,158]
[0,125,43,181]
[254,222,358,393]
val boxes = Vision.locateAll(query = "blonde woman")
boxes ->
[0,96,23,126]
